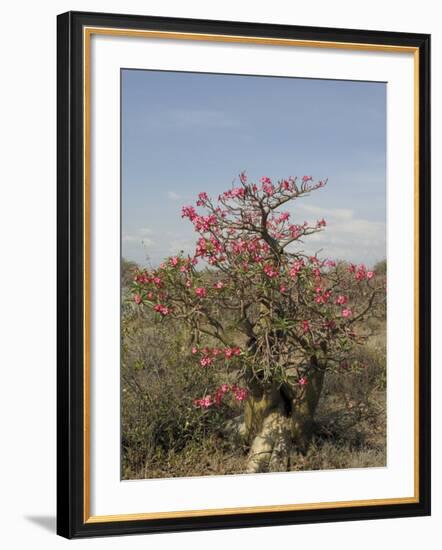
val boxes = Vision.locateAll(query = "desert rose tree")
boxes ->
[131,173,385,473]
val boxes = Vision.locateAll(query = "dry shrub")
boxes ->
[121,300,241,479]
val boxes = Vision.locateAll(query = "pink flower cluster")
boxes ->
[259,177,275,196]
[277,212,290,223]
[133,272,162,287]
[315,287,332,304]
[193,384,248,408]
[288,224,301,239]
[196,192,209,206]
[192,346,242,366]
[312,267,322,279]
[263,263,279,278]
[289,259,305,278]
[181,205,197,220]
[154,304,170,316]
[221,187,246,200]
[349,263,375,281]
[232,385,248,401]
[181,204,219,233]
[193,395,214,408]
[200,356,213,367]
[195,236,224,261]
[193,213,218,233]
[229,238,270,263]
[195,287,207,298]
[281,177,296,191]
[224,347,241,358]
[324,259,336,268]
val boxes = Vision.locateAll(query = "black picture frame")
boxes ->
[57,10,431,539]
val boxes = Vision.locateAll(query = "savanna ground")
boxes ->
[121,259,386,480]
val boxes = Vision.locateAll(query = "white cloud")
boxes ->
[167,191,182,201]
[295,203,354,221]
[287,203,385,265]
[122,227,153,246]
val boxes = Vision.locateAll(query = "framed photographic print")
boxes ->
[57,11,431,538]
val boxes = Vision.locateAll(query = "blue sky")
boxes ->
[122,69,386,267]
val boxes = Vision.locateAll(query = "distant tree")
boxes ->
[131,173,385,472]
[374,259,387,276]
[121,258,138,289]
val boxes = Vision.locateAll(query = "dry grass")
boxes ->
[121,261,386,480]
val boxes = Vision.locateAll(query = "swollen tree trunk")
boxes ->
[244,366,324,473]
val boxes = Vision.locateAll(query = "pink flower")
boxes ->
[200,357,213,367]
[194,395,214,409]
[214,281,224,289]
[223,187,246,200]
[315,289,331,304]
[342,308,353,318]
[316,218,327,228]
[366,271,375,279]
[335,295,348,305]
[289,224,301,239]
[191,346,198,354]
[289,259,304,279]
[355,264,367,281]
[298,377,308,386]
[195,287,207,298]
[224,347,241,359]
[213,383,231,406]
[193,214,218,232]
[301,320,310,333]
[262,183,274,195]
[133,294,142,305]
[263,264,279,278]
[233,387,248,402]
[169,256,179,266]
[153,304,170,316]
[196,192,209,206]
[229,385,248,402]
[181,205,197,221]
[280,285,287,293]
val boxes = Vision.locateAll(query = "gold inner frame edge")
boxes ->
[82,26,420,524]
